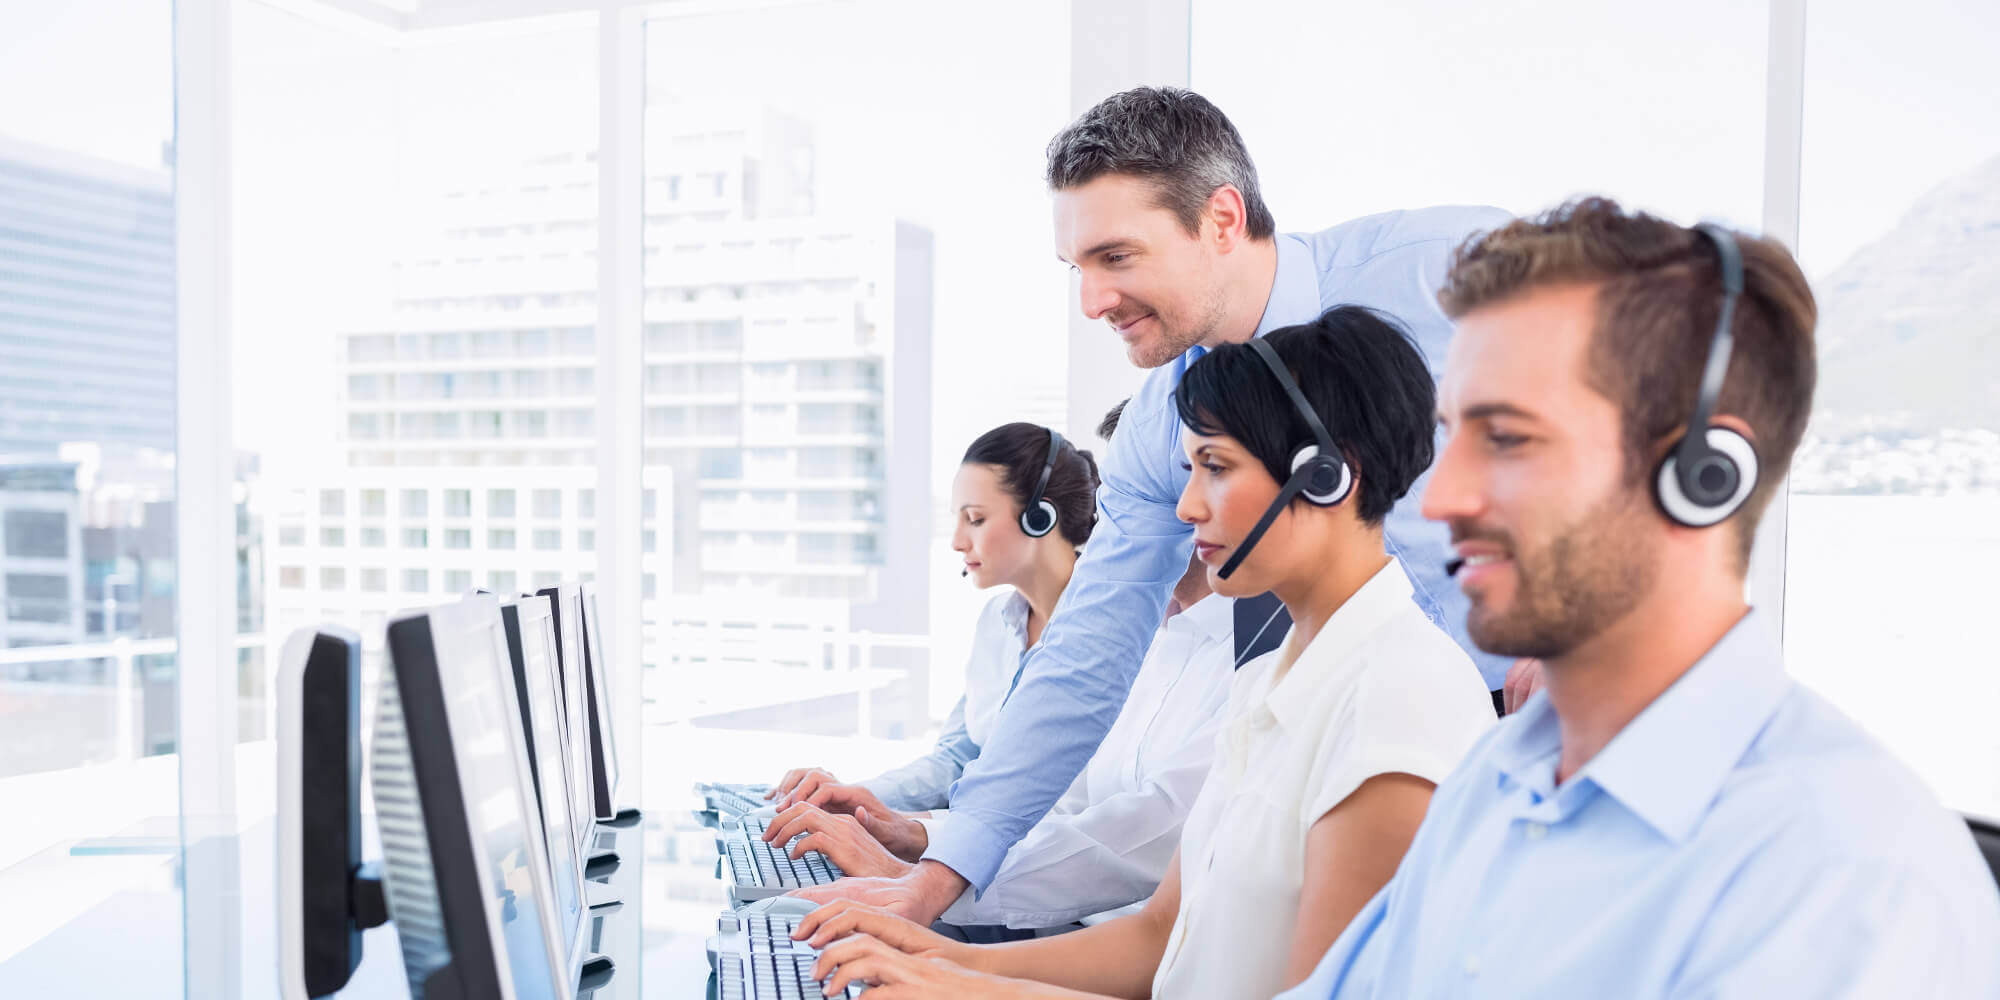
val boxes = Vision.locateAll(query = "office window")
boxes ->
[280,566,305,589]
[444,489,472,517]
[402,568,429,593]
[445,529,471,550]
[320,526,344,547]
[360,489,386,517]
[360,526,385,548]
[578,488,595,519]
[554,409,593,437]
[401,489,429,518]
[642,573,657,599]
[533,529,561,551]
[532,570,560,589]
[319,567,346,591]
[404,527,430,549]
[5,574,69,624]
[642,489,658,518]
[319,489,345,517]
[443,569,472,593]
[360,568,387,593]
[578,528,594,551]
[487,488,516,518]
[1782,0,2000,819]
[3,509,68,558]
[489,570,516,593]
[489,528,516,551]
[533,489,561,518]
[278,524,305,546]
[642,530,657,553]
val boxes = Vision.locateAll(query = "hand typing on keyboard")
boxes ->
[769,767,841,806]
[772,774,900,821]
[764,803,918,879]
[799,901,1017,999]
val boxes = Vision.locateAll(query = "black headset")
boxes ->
[1216,337,1352,579]
[1654,223,1760,528]
[1019,427,1064,538]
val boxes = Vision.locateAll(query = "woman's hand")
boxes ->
[793,898,966,959]
[769,767,841,803]
[810,934,1035,1000]
[796,901,1016,997]
[763,802,919,878]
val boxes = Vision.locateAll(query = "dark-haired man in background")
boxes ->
[795,86,1510,924]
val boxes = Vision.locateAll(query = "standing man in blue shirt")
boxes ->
[1282,198,2000,997]
[794,87,1510,924]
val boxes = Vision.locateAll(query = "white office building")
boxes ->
[270,103,932,644]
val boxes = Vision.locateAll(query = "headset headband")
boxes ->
[1676,224,1744,499]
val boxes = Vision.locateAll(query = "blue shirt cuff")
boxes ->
[920,813,1005,896]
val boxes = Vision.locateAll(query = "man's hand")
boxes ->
[1503,657,1545,715]
[762,803,918,879]
[768,767,840,803]
[788,859,970,927]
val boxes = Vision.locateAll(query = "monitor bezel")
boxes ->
[499,594,591,981]
[577,582,620,820]
[538,583,597,852]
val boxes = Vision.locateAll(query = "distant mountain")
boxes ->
[1810,154,2000,435]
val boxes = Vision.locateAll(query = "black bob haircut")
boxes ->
[1173,306,1436,526]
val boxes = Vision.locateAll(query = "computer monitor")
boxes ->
[577,582,621,820]
[499,594,590,981]
[538,583,597,852]
[372,593,575,1000]
[279,625,371,1000]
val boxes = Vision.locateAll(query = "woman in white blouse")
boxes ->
[791,307,1496,999]
[755,422,1102,858]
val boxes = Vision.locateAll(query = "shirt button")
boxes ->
[1464,955,1481,977]
[1525,822,1548,840]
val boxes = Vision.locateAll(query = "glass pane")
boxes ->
[232,5,601,997]
[1191,1,1766,229]
[1784,0,2000,819]
[640,0,1069,973]
[0,0,182,989]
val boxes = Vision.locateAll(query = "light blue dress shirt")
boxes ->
[923,205,1514,893]
[1281,611,2000,999]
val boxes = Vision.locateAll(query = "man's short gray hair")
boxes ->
[1045,86,1275,240]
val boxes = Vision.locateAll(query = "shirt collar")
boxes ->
[1253,232,1323,338]
[1166,593,1236,642]
[1492,610,1792,843]
[997,590,1032,645]
[1261,559,1414,732]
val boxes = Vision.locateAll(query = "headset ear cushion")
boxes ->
[1292,446,1352,506]
[1655,427,1759,528]
[1020,500,1058,537]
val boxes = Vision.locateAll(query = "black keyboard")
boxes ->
[716,910,865,1000]
[728,815,845,889]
